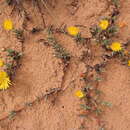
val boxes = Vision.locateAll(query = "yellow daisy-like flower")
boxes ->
[0,71,11,90]
[3,19,13,30]
[99,20,109,30]
[67,26,79,36]
[75,90,84,98]
[110,42,122,52]
[128,60,130,67]
[0,59,4,67]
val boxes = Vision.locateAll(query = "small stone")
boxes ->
[1,48,5,51]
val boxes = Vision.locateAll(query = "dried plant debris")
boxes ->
[44,87,62,100]
[6,0,22,6]
[46,25,67,34]
[6,0,12,5]
[30,27,43,34]
[94,63,106,73]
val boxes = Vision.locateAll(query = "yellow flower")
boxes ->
[110,42,122,52]
[67,26,79,36]
[0,71,11,90]
[3,19,13,30]
[99,20,109,30]
[75,90,84,98]
[0,59,4,67]
[128,60,130,67]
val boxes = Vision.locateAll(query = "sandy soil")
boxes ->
[0,0,130,130]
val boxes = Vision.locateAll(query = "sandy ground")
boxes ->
[0,0,130,130]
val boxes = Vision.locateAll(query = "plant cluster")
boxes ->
[47,37,70,63]
[5,49,22,78]
[45,26,71,64]
[2,0,130,130]
[0,48,22,90]
[90,18,118,49]
[13,29,24,43]
[76,67,112,120]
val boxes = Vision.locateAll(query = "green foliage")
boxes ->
[13,29,24,43]
[47,35,70,63]
[8,111,17,120]
[6,49,22,60]
[6,0,12,5]
[5,49,22,78]
[101,101,112,107]
[111,0,120,8]
[80,104,92,110]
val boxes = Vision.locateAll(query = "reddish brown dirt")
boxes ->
[0,0,130,130]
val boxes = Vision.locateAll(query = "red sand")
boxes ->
[0,0,130,130]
